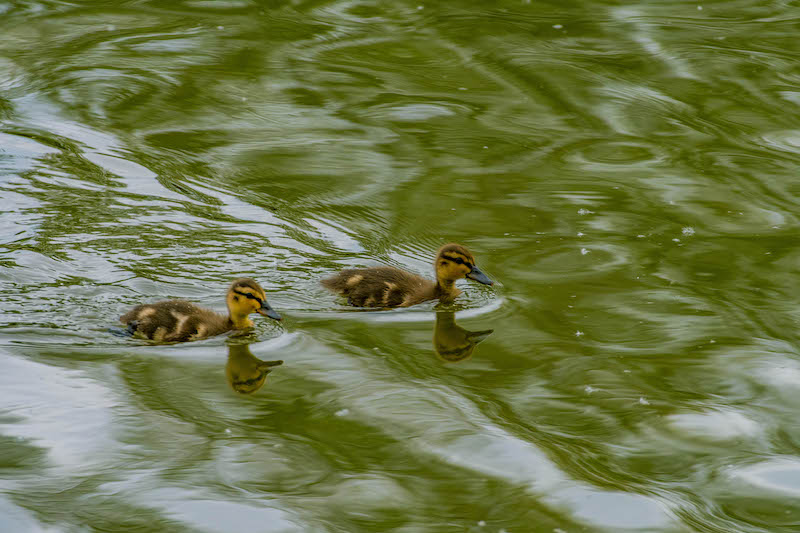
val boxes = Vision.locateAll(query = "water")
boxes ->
[2,0,800,531]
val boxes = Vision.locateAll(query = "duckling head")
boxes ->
[435,243,493,286]
[226,277,282,328]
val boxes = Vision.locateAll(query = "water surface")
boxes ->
[3,1,800,532]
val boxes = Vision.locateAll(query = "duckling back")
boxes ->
[120,300,230,342]
[321,266,433,307]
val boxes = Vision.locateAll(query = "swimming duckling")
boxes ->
[321,243,493,307]
[120,278,282,342]
[226,343,283,394]
[433,311,493,363]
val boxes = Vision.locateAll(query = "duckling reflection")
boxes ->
[226,343,283,394]
[433,311,494,363]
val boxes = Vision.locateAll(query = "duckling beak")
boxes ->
[257,303,282,321]
[258,360,284,373]
[468,329,494,344]
[466,266,493,286]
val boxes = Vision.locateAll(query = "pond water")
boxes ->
[2,1,800,531]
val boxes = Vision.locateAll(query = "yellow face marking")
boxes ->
[437,255,472,282]
[234,287,262,302]
[237,287,262,297]
[229,286,264,314]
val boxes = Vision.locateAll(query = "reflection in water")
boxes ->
[225,343,283,394]
[2,0,800,530]
[433,311,493,363]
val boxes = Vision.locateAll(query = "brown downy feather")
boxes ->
[321,266,439,307]
[120,300,232,342]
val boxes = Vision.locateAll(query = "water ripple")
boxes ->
[3,0,800,531]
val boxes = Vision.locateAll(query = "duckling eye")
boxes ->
[233,296,239,301]
[442,254,466,265]
[233,289,264,306]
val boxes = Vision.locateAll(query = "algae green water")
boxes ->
[2,1,800,532]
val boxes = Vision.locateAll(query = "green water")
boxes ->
[2,0,800,531]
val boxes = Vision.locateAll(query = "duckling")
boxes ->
[321,243,493,307]
[433,311,493,363]
[120,278,282,342]
[226,343,283,394]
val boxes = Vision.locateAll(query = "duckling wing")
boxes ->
[322,266,431,307]
[120,300,221,342]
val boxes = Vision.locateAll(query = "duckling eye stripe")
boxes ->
[233,289,263,305]
[442,254,472,267]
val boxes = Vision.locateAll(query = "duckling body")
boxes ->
[321,244,493,308]
[121,300,232,342]
[120,278,281,342]
[322,266,435,307]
